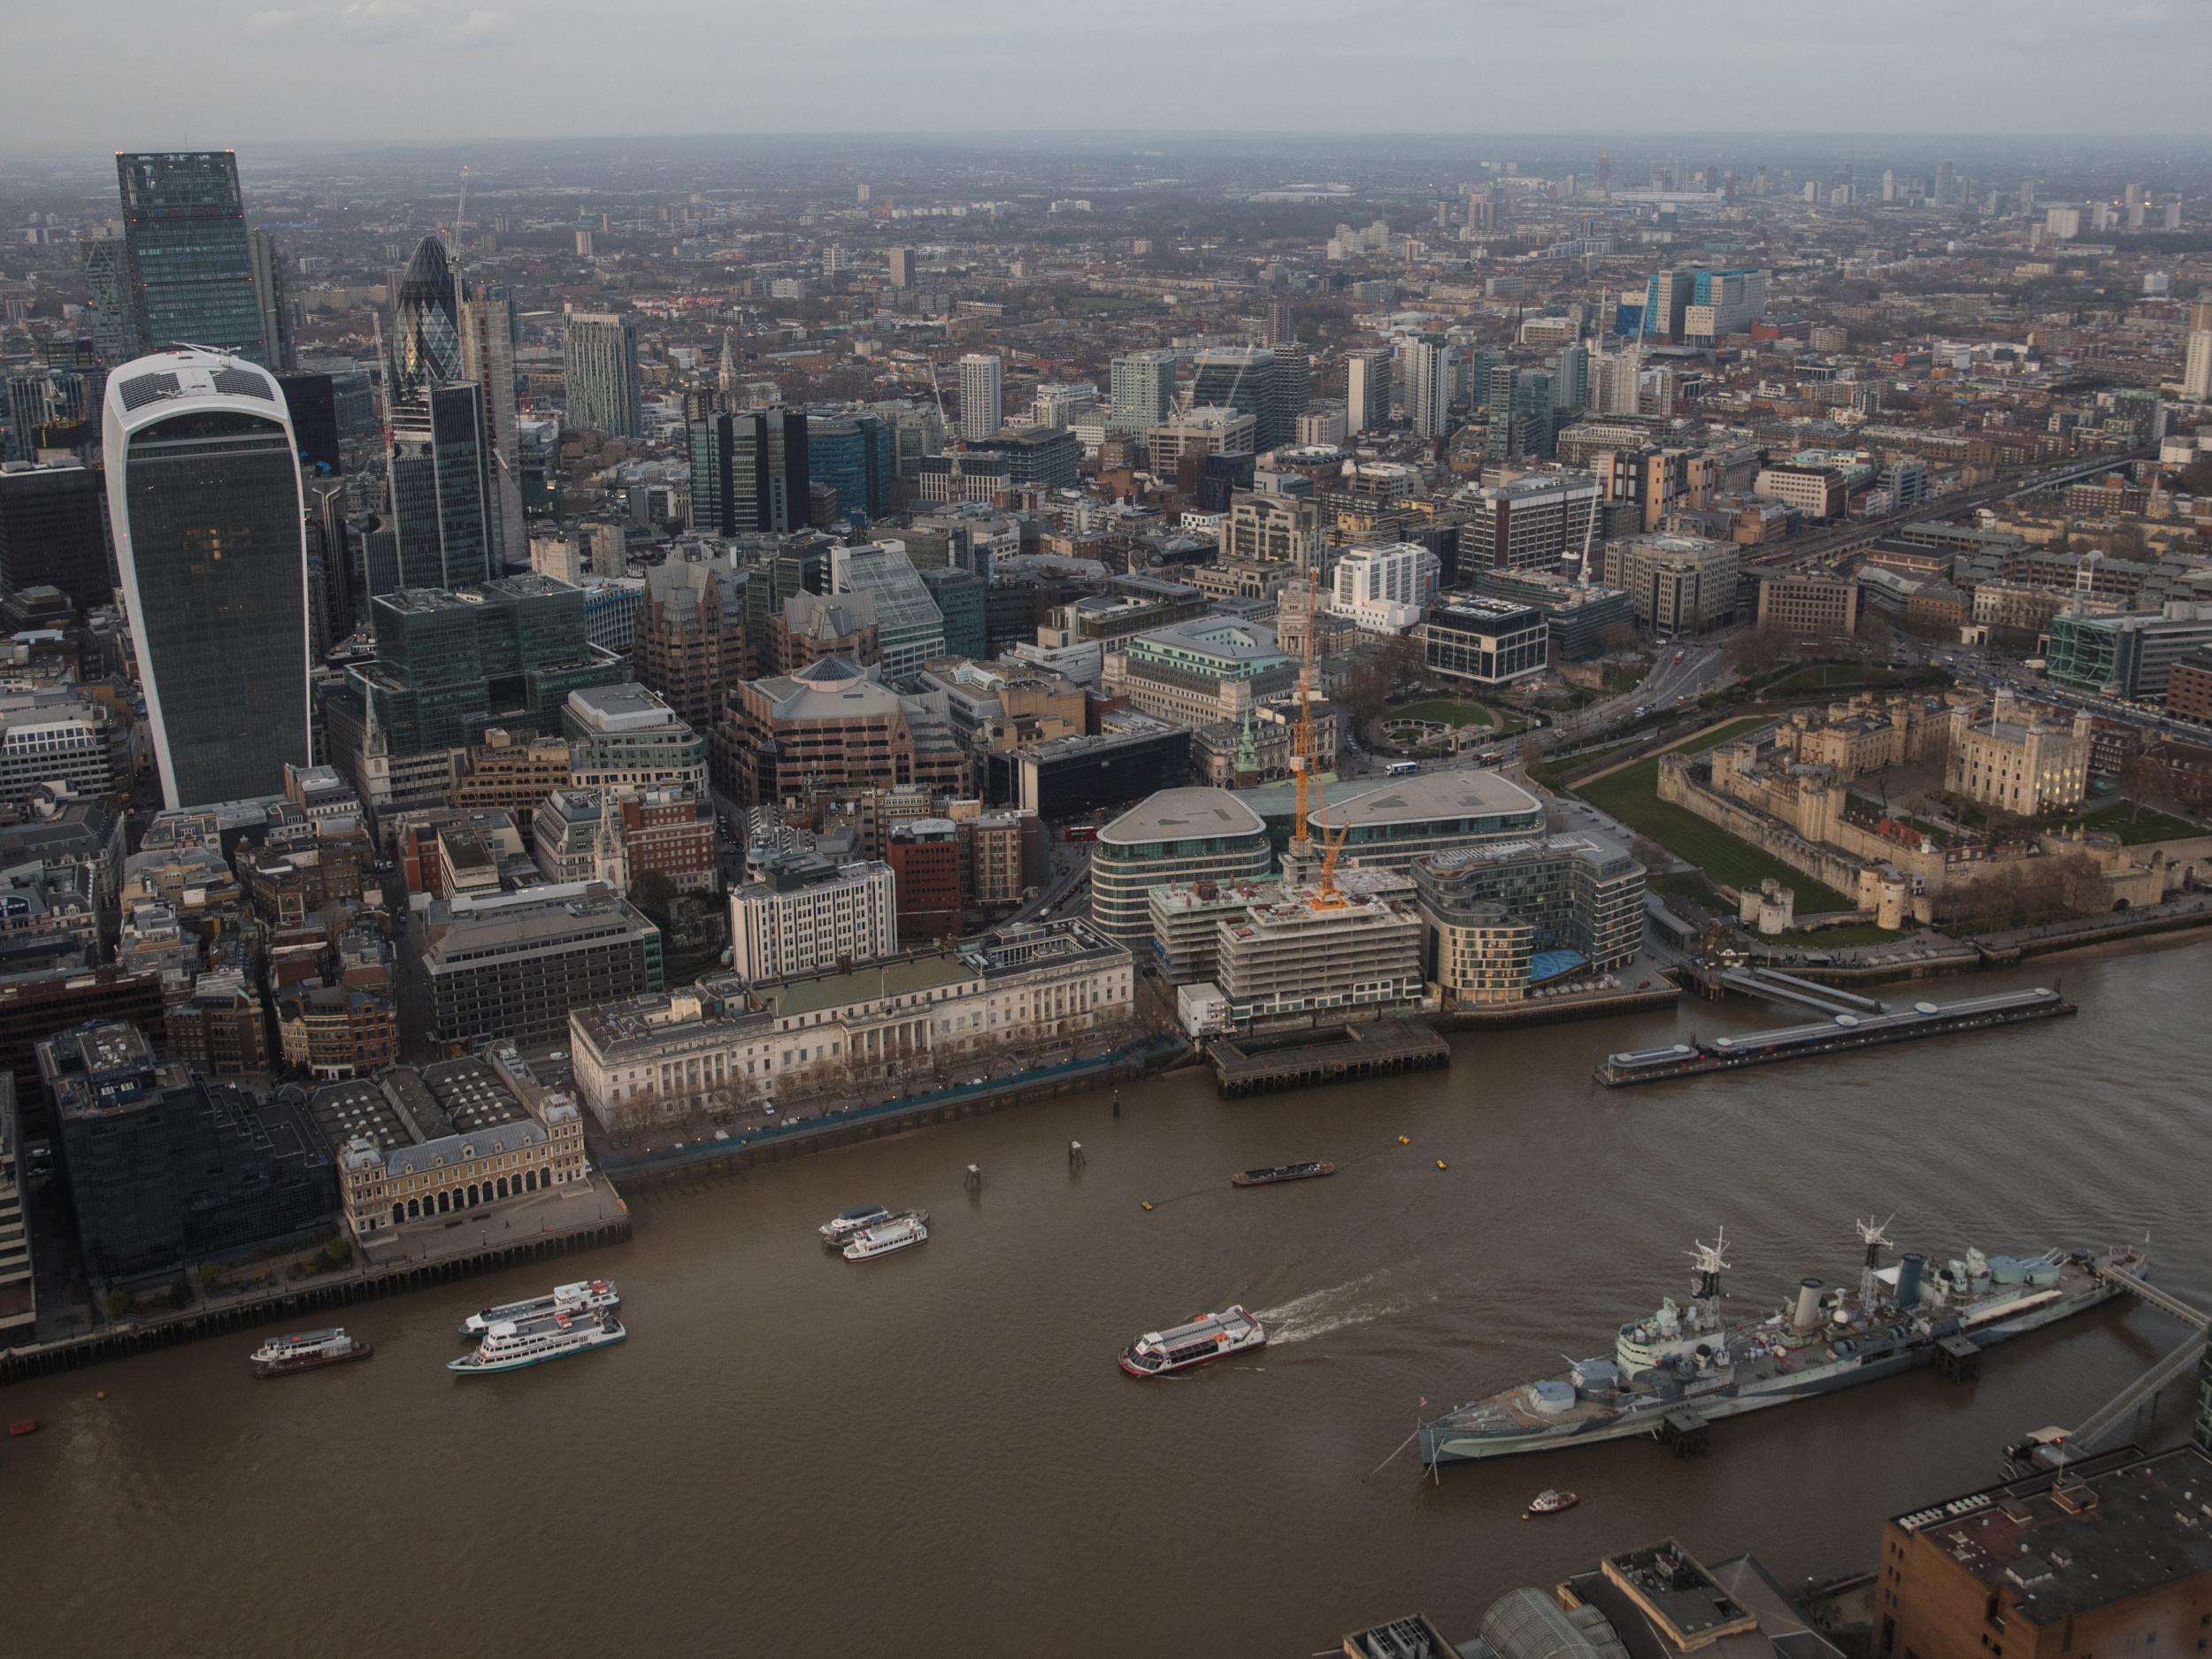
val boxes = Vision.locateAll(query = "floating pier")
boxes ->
[1207,1019,1449,1099]
[1595,987,2076,1087]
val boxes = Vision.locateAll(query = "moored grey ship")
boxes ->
[1419,1222,2146,1467]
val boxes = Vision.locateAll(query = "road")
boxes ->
[1549,641,1729,748]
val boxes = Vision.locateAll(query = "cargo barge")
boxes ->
[1595,987,2075,1087]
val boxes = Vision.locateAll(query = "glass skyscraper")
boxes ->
[807,412,891,521]
[115,153,265,365]
[1189,347,1278,449]
[103,349,311,806]
[384,238,491,591]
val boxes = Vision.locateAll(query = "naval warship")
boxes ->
[1418,1221,2145,1467]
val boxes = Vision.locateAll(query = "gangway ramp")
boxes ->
[2057,1262,2209,1455]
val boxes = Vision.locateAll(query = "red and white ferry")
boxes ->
[1118,1306,1266,1377]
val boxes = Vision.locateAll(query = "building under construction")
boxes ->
[1216,881,1426,1027]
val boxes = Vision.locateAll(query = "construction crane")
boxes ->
[1286,579,1348,909]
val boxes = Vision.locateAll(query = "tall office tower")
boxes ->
[1271,343,1311,436]
[1109,349,1178,433]
[459,281,526,569]
[565,312,642,438]
[1642,267,1694,342]
[115,152,265,363]
[102,350,311,806]
[0,460,112,612]
[388,235,463,411]
[387,383,493,591]
[1590,345,1642,416]
[2184,326,2212,403]
[887,248,914,289]
[1881,169,1896,203]
[1262,296,1295,346]
[807,412,892,519]
[1595,149,1611,194]
[1402,336,1449,440]
[1345,348,1391,436]
[383,238,490,591]
[1551,341,1591,412]
[1190,347,1278,447]
[696,407,810,534]
[1484,365,1555,460]
[688,413,737,534]
[247,228,296,373]
[1934,157,1955,205]
[82,241,140,365]
[957,352,1003,440]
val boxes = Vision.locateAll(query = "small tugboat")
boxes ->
[250,1328,373,1379]
[1524,1489,1578,1519]
[819,1203,894,1246]
[457,1279,618,1340]
[449,1309,626,1375]
[1119,1306,1267,1377]
[843,1211,928,1261]
[1232,1161,1336,1188]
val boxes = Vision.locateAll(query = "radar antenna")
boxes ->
[1856,1215,1895,1268]
[1688,1226,1729,1301]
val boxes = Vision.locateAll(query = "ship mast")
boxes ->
[1688,1227,1729,1307]
[1856,1215,1894,1309]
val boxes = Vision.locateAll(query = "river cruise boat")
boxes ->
[457,1279,619,1340]
[820,1203,894,1245]
[251,1328,373,1378]
[1119,1306,1267,1377]
[842,1212,928,1261]
[449,1310,626,1375]
[1232,1161,1336,1188]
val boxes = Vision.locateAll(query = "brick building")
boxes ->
[887,818,963,942]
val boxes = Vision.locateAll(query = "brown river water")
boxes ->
[7,938,2208,1657]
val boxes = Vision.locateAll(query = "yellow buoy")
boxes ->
[1397,1135,1410,1146]
[1436,1159,1448,1171]
[1141,1202,1154,1211]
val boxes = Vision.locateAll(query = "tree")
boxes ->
[629,872,678,930]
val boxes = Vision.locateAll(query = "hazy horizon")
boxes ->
[6,0,2210,153]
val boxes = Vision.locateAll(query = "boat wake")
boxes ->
[1259,1270,1419,1348]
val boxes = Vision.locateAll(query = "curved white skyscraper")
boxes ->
[103,349,311,808]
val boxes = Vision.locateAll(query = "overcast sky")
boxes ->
[4,0,2208,151]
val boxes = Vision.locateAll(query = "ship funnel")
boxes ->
[1897,1253,1925,1310]
[1793,1278,1824,1330]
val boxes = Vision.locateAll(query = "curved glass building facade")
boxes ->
[104,350,311,807]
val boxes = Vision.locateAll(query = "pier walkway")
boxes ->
[2061,1262,2209,1455]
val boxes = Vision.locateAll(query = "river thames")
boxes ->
[6,938,2207,1656]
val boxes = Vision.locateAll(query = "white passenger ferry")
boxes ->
[457,1279,619,1340]
[842,1212,928,1261]
[448,1309,627,1375]
[819,1204,894,1246]
[1119,1307,1267,1377]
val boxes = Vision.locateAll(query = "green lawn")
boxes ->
[1393,699,1498,729]
[1571,717,1853,910]
[1765,663,1942,696]
[2046,802,2206,845]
